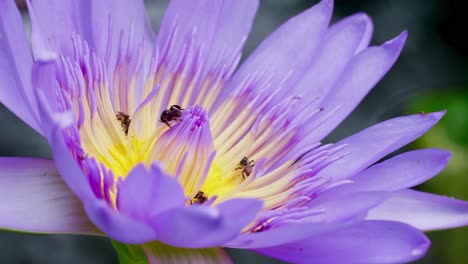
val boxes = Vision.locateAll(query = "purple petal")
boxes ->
[155,1,259,112]
[0,157,99,235]
[29,0,93,57]
[306,191,388,222]
[223,0,332,97]
[367,189,468,231]
[308,31,408,143]
[0,1,41,134]
[84,199,156,244]
[156,0,257,70]
[35,89,94,201]
[355,13,374,53]
[90,0,154,57]
[227,221,346,250]
[46,117,95,201]
[315,111,445,182]
[352,149,451,191]
[227,191,386,249]
[254,220,429,264]
[143,243,232,264]
[225,192,388,248]
[117,164,185,223]
[151,198,263,248]
[293,13,373,101]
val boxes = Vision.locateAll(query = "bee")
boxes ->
[160,105,184,128]
[116,112,131,135]
[236,157,255,179]
[189,191,208,205]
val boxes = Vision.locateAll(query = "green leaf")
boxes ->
[112,240,148,264]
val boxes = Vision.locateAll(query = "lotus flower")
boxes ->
[1,0,468,263]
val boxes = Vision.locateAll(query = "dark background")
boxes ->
[1,0,467,263]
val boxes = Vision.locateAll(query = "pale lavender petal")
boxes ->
[204,0,259,72]
[0,1,41,134]
[352,149,451,191]
[367,189,468,231]
[84,199,157,244]
[31,60,61,114]
[29,0,93,57]
[117,164,185,223]
[217,0,333,108]
[34,89,95,201]
[226,191,386,249]
[210,0,334,151]
[91,0,154,56]
[156,0,257,72]
[293,13,373,101]
[355,13,374,53]
[152,198,263,248]
[306,191,388,221]
[315,111,445,181]
[227,221,346,250]
[306,31,408,143]
[254,221,429,264]
[0,157,100,235]
[154,1,259,113]
[50,129,96,202]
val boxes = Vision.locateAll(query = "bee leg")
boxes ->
[162,121,172,128]
[242,171,247,179]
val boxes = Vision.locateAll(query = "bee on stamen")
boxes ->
[160,105,184,128]
[236,156,255,179]
[188,191,208,205]
[116,112,131,135]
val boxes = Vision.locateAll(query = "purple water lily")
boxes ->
[1,0,468,263]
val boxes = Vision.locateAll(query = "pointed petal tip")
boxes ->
[321,0,334,10]
[412,242,430,260]
[352,12,372,24]
[347,12,373,37]
[382,30,408,53]
[420,110,446,122]
[411,231,430,259]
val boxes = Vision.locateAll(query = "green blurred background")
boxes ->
[0,0,467,263]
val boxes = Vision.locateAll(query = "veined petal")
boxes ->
[0,0,41,134]
[151,198,263,248]
[315,111,445,181]
[227,191,387,249]
[91,0,154,57]
[352,149,451,191]
[367,189,468,231]
[212,0,333,137]
[254,221,429,264]
[292,13,373,101]
[306,31,408,143]
[274,13,374,163]
[153,0,258,114]
[35,89,95,201]
[355,13,374,53]
[143,242,232,264]
[0,157,99,235]
[29,0,93,57]
[84,199,157,244]
[117,163,185,223]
